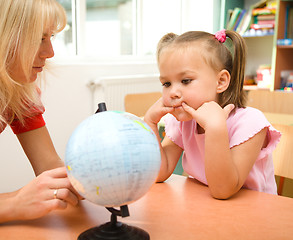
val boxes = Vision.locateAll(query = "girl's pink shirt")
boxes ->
[164,107,281,194]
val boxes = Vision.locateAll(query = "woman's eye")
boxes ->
[162,82,171,87]
[182,79,192,84]
[41,34,54,42]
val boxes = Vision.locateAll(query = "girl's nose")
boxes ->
[170,86,182,99]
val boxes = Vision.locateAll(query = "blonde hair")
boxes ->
[157,30,247,108]
[0,0,66,128]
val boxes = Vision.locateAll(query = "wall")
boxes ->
[0,60,158,192]
[245,35,274,77]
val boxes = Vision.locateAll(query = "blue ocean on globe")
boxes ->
[65,111,161,207]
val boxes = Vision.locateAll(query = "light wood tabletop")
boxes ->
[1,174,293,240]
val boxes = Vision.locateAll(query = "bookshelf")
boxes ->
[273,0,293,90]
[221,0,293,91]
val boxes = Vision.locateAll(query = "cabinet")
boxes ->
[221,0,293,91]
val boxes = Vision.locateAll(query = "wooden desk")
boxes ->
[1,175,293,240]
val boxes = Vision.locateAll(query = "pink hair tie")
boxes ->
[215,29,226,43]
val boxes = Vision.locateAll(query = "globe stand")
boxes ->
[78,103,150,239]
[95,102,107,113]
[77,205,150,240]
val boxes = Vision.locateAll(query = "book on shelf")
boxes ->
[225,0,277,37]
[226,7,242,30]
[278,3,293,46]
[251,1,276,31]
[252,7,276,16]
[277,39,292,46]
[285,4,293,39]
[226,7,252,34]
[251,23,274,30]
[280,70,293,89]
[233,9,247,31]
[225,9,234,28]
[238,9,253,35]
[256,14,275,21]
[256,19,275,25]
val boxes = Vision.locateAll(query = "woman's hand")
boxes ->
[7,167,81,222]
[182,101,234,130]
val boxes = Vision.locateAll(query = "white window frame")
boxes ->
[54,0,217,63]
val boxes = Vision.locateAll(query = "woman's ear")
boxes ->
[216,69,230,93]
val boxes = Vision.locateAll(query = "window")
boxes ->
[54,0,216,58]
[84,0,133,56]
[55,0,134,57]
[54,0,74,56]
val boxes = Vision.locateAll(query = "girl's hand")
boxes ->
[182,102,234,130]
[144,97,174,125]
[11,167,81,221]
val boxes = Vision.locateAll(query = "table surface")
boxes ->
[1,174,293,240]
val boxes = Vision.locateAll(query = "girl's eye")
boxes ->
[182,79,192,84]
[162,82,171,87]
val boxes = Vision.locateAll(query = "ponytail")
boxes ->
[219,30,247,108]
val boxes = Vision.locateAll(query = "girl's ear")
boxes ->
[216,69,230,93]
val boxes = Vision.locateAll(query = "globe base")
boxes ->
[77,221,150,240]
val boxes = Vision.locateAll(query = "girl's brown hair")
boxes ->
[157,30,247,108]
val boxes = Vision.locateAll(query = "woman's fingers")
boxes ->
[45,166,68,178]
[46,198,68,211]
[35,168,80,206]
[48,178,72,190]
[50,188,79,206]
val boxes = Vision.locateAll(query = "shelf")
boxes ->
[277,45,293,49]
[242,32,274,38]
[243,85,270,90]
[244,85,258,90]
[223,0,292,91]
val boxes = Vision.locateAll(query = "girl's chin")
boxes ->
[172,111,193,122]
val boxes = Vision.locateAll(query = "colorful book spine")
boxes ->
[234,9,247,31]
[227,7,242,30]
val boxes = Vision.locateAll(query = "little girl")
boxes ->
[144,30,281,199]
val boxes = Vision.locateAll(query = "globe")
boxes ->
[65,110,161,208]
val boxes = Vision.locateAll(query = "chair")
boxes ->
[246,90,293,114]
[272,124,293,195]
[246,90,293,196]
[124,92,162,117]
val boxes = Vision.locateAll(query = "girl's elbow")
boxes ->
[209,185,239,200]
[210,191,233,200]
[155,175,169,183]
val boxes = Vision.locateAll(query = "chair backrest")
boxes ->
[247,90,293,195]
[247,90,293,114]
[272,123,293,180]
[124,92,162,117]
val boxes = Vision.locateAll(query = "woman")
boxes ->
[0,0,80,223]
